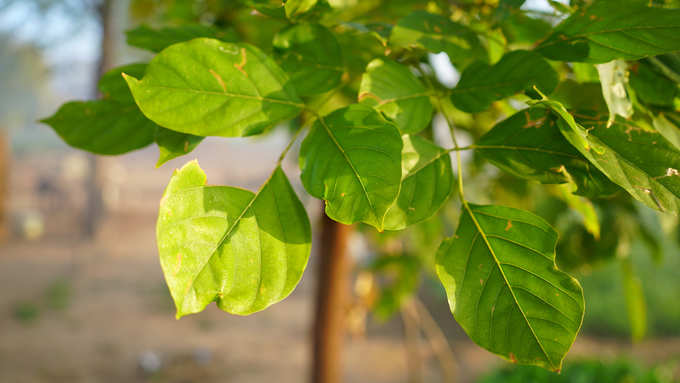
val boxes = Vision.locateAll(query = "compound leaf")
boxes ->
[536,0,680,63]
[157,161,311,317]
[299,104,403,231]
[124,38,303,137]
[436,204,584,371]
[450,50,558,113]
[383,135,454,230]
[273,23,343,97]
[359,58,433,134]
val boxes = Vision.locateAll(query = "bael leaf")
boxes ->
[42,63,157,155]
[436,204,584,371]
[155,128,204,167]
[157,161,311,317]
[284,0,318,18]
[450,50,558,113]
[299,104,403,231]
[244,0,286,18]
[273,23,343,97]
[98,62,148,102]
[536,0,680,63]
[390,11,486,67]
[41,101,156,155]
[124,38,303,137]
[541,100,680,214]
[476,107,618,198]
[383,135,454,231]
[652,112,680,149]
[125,24,237,53]
[630,61,678,107]
[358,58,433,134]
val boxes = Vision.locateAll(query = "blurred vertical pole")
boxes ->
[83,0,113,238]
[0,129,8,242]
[312,210,352,383]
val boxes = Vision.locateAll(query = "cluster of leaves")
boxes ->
[42,0,680,373]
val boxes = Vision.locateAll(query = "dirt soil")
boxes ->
[2,141,679,383]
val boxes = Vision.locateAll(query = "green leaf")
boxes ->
[244,0,286,18]
[383,135,454,231]
[652,112,680,149]
[155,128,204,167]
[436,204,584,371]
[273,23,343,97]
[541,101,680,214]
[41,101,156,155]
[551,184,601,240]
[390,11,486,67]
[125,24,237,53]
[299,104,403,231]
[476,107,618,198]
[630,61,678,107]
[98,63,147,102]
[284,0,318,18]
[41,62,159,155]
[551,80,607,112]
[450,50,558,113]
[536,0,680,63]
[157,161,311,317]
[359,58,433,134]
[500,12,552,45]
[124,38,303,137]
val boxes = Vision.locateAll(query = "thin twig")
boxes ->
[401,304,424,383]
[408,298,458,382]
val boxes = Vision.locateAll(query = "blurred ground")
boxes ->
[1,136,680,383]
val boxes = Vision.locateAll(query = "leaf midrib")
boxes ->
[136,83,305,108]
[463,202,555,368]
[317,114,382,228]
[562,120,680,212]
[180,169,278,310]
[539,24,680,50]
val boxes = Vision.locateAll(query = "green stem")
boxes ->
[276,123,307,166]
[648,56,680,84]
[434,96,466,201]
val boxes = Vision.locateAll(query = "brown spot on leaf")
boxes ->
[209,69,227,92]
[234,47,248,77]
[505,220,512,231]
[509,353,517,363]
[174,253,183,275]
[358,92,381,103]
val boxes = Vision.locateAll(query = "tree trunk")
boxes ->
[311,210,353,383]
[0,129,8,242]
[82,0,114,239]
